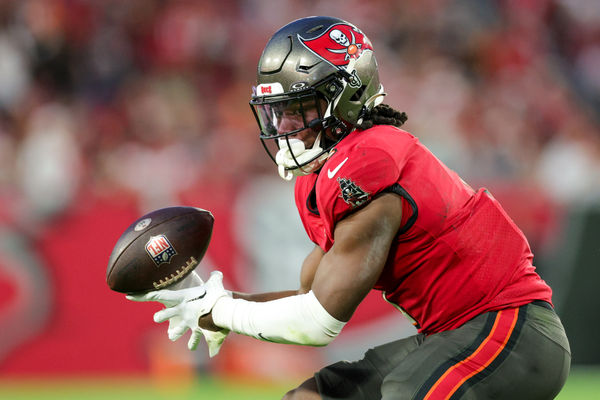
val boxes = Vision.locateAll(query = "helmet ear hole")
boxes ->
[349,85,366,102]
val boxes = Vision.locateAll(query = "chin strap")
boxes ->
[276,134,329,181]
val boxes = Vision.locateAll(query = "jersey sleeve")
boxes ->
[316,144,401,244]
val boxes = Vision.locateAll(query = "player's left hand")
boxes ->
[127,271,230,354]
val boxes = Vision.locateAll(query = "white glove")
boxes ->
[155,271,201,345]
[127,271,230,356]
[165,271,231,356]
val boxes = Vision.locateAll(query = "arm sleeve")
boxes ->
[211,290,346,346]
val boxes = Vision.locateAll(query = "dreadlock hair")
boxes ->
[356,104,408,130]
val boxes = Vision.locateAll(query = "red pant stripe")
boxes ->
[423,308,519,400]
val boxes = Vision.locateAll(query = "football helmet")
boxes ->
[250,16,385,180]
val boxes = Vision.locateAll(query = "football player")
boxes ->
[130,16,570,399]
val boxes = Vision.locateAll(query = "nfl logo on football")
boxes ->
[145,234,177,266]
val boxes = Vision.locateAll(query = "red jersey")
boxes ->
[294,126,552,334]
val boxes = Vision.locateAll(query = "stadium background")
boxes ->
[0,0,598,398]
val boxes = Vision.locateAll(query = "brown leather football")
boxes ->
[106,206,214,294]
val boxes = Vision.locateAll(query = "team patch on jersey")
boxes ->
[338,177,370,208]
[145,234,177,266]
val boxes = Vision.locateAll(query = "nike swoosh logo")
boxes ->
[187,291,207,302]
[327,157,349,179]
[258,333,275,342]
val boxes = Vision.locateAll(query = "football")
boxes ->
[106,206,214,294]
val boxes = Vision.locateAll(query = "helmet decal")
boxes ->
[255,82,284,96]
[290,81,309,91]
[298,23,373,68]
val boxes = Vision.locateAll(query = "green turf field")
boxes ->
[556,367,600,400]
[0,367,598,399]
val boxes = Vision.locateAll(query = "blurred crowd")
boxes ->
[0,0,599,229]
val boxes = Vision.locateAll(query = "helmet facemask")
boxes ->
[250,76,349,180]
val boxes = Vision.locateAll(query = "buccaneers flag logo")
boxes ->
[298,23,374,68]
[338,177,370,209]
